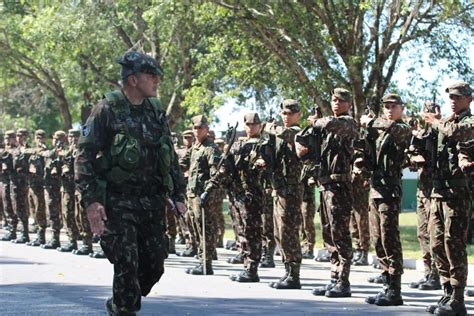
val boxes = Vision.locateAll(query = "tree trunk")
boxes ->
[54,95,72,131]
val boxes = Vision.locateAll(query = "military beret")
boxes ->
[182,130,193,137]
[5,130,15,137]
[117,51,163,80]
[16,128,28,136]
[191,115,208,127]
[244,112,262,124]
[53,130,66,138]
[381,93,404,104]
[331,88,352,102]
[35,129,46,137]
[280,99,300,113]
[68,129,80,137]
[445,81,472,96]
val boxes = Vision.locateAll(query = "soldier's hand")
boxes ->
[307,114,319,125]
[422,109,441,125]
[295,142,309,158]
[86,202,107,236]
[175,201,187,217]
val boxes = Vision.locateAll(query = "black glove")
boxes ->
[200,191,208,208]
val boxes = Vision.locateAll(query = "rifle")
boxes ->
[260,111,277,169]
[295,103,323,163]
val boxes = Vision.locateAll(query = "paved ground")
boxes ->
[1,230,473,315]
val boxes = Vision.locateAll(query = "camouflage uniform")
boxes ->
[260,169,276,267]
[0,130,4,226]
[0,131,17,240]
[76,53,185,315]
[300,165,316,257]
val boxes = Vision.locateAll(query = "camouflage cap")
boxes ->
[53,130,66,138]
[280,99,300,113]
[68,129,80,137]
[191,115,208,127]
[445,81,472,96]
[244,112,262,124]
[182,129,193,137]
[117,51,163,80]
[35,129,46,137]
[331,88,352,101]
[381,93,404,104]
[16,128,28,136]
[5,130,15,137]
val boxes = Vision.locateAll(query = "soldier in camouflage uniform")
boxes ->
[75,51,186,315]
[184,115,221,275]
[10,129,31,243]
[213,137,226,249]
[0,131,18,241]
[204,112,265,282]
[0,129,4,227]
[41,131,66,250]
[422,82,473,316]
[267,99,303,290]
[297,88,358,297]
[57,129,81,252]
[26,130,48,246]
[361,93,412,306]
[300,165,317,259]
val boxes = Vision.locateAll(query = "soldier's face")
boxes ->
[183,136,194,148]
[16,135,26,144]
[35,136,45,145]
[133,72,160,98]
[7,136,16,146]
[449,94,472,114]
[193,125,209,143]
[245,122,261,138]
[331,96,351,116]
[281,110,300,127]
[383,102,403,121]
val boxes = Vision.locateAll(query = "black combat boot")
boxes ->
[176,234,185,245]
[419,273,441,291]
[1,227,17,241]
[434,287,466,316]
[90,250,107,259]
[312,278,337,296]
[177,245,197,257]
[427,282,453,314]
[11,221,29,243]
[269,263,289,288]
[273,262,301,289]
[216,236,224,248]
[233,262,260,283]
[366,271,389,304]
[41,232,60,249]
[325,280,352,298]
[185,263,214,275]
[105,297,136,316]
[367,272,386,284]
[374,274,403,306]
[352,250,361,263]
[302,249,314,259]
[27,229,46,246]
[168,237,176,254]
[57,240,78,252]
[465,289,474,297]
[73,244,93,255]
[409,275,428,288]
[227,252,244,264]
[260,246,275,268]
[353,250,369,266]
[315,250,330,262]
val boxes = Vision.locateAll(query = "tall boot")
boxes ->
[234,262,260,283]
[426,282,453,314]
[12,221,29,244]
[374,274,403,306]
[434,287,467,316]
[41,231,60,249]
[1,225,17,241]
[260,245,275,268]
[273,262,301,289]
[366,271,389,304]
[27,228,46,246]
[269,263,289,288]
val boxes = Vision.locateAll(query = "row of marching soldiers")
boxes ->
[174,81,473,316]
[0,128,104,258]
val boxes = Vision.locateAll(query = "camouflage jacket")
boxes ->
[431,109,472,199]
[0,145,16,178]
[27,144,47,185]
[366,117,411,199]
[185,137,221,198]
[75,91,186,208]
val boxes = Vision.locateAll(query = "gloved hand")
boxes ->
[200,191,209,208]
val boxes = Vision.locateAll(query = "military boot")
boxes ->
[1,228,17,241]
[352,250,361,263]
[427,283,453,314]
[465,289,474,297]
[325,280,352,298]
[366,271,389,304]
[168,238,176,254]
[177,245,197,257]
[260,246,275,268]
[434,287,466,316]
[269,263,289,288]
[273,262,301,290]
[367,272,386,284]
[73,244,93,255]
[227,252,244,264]
[185,263,214,275]
[353,250,369,266]
[302,249,314,259]
[234,262,260,283]
[176,234,185,245]
[27,229,46,247]
[11,221,29,243]
[312,278,337,296]
[315,250,330,262]
[409,275,428,289]
[419,273,441,291]
[105,297,136,316]
[374,274,403,306]
[216,236,224,248]
[57,240,78,252]
[41,232,60,249]
[90,250,107,259]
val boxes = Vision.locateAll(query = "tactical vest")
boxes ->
[100,90,174,192]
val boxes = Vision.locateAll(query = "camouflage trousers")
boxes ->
[45,178,62,234]
[430,197,471,288]
[11,175,29,227]
[273,189,302,264]
[261,190,275,252]
[416,194,437,276]
[350,176,370,252]
[369,197,404,275]
[75,191,92,247]
[100,193,168,314]
[61,181,80,242]
[214,189,226,245]
[190,196,218,266]
[0,182,4,223]
[1,177,16,227]
[319,183,353,282]
[29,182,47,231]
[300,185,316,253]
[181,207,196,248]
[234,194,263,265]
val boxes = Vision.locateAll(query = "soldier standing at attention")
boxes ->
[268,99,303,290]
[297,88,358,297]
[184,115,221,275]
[0,129,5,228]
[75,51,186,315]
[361,93,411,306]
[0,131,18,241]
[423,81,473,316]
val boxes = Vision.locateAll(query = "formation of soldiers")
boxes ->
[0,128,105,258]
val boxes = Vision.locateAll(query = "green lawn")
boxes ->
[223,208,474,264]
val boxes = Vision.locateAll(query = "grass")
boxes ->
[222,207,474,264]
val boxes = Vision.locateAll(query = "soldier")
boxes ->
[0,130,18,241]
[203,112,265,282]
[0,129,5,228]
[184,115,221,275]
[209,132,225,250]
[300,165,317,259]
[57,129,81,252]
[10,129,31,243]
[422,81,473,316]
[26,129,48,246]
[75,51,186,315]
[41,131,66,250]
[267,99,303,290]
[361,93,411,306]
[297,88,358,297]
